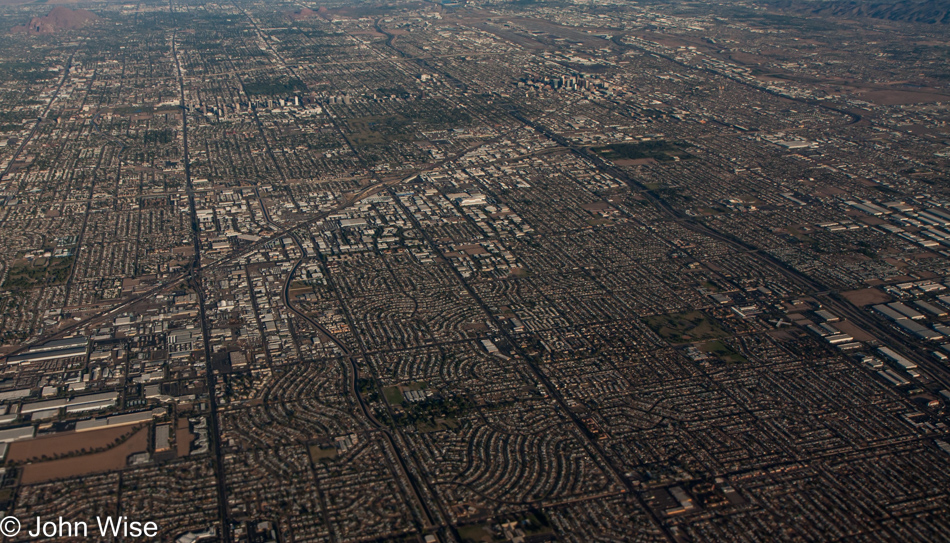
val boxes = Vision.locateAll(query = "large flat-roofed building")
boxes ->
[20,398,67,414]
[4,336,89,366]
[155,424,171,452]
[0,425,35,443]
[75,408,166,432]
[26,336,88,353]
[20,392,118,415]
[0,388,32,402]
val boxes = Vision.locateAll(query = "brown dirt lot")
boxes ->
[6,426,135,462]
[841,288,891,306]
[177,417,193,457]
[833,320,876,342]
[459,244,488,256]
[856,89,950,105]
[615,158,656,166]
[18,427,148,484]
[816,186,847,197]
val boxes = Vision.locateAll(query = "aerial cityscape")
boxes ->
[0,0,948,541]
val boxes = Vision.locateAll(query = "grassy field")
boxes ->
[644,311,727,343]
[347,115,411,146]
[417,417,459,433]
[383,381,428,405]
[308,444,338,463]
[4,256,74,291]
[458,524,493,543]
[382,386,404,405]
[243,77,306,96]
[700,339,747,363]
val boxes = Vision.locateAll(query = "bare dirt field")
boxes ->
[7,426,134,462]
[834,320,876,342]
[615,158,656,166]
[177,417,193,458]
[349,30,386,38]
[816,186,847,197]
[856,89,950,105]
[841,288,891,306]
[19,427,148,484]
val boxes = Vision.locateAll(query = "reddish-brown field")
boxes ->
[615,158,656,166]
[834,320,876,342]
[7,426,134,462]
[857,89,950,105]
[176,417,193,458]
[19,427,148,484]
[841,288,891,306]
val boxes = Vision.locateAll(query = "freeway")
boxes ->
[169,9,233,540]
[3,103,521,361]
[510,108,950,397]
[610,34,863,126]
[387,184,678,542]
[2,172,404,359]
[279,236,446,533]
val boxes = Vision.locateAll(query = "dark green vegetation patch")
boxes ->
[0,62,55,84]
[243,77,307,96]
[4,257,74,292]
[459,512,552,543]
[144,129,175,145]
[644,311,728,343]
[592,140,693,162]
[308,444,337,463]
[700,339,748,364]
[347,115,412,145]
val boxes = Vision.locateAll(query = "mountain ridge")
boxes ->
[11,7,100,35]
[766,0,950,24]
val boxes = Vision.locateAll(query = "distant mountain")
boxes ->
[11,7,100,35]
[768,0,950,24]
[288,7,330,20]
